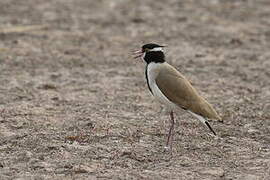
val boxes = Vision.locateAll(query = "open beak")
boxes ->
[132,50,143,59]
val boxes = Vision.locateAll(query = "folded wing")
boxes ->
[155,63,221,121]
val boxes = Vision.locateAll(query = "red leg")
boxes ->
[166,111,175,150]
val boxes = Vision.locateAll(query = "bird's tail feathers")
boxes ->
[188,110,217,136]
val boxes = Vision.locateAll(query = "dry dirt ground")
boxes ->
[0,0,270,179]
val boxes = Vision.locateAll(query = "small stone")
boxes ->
[200,168,225,177]
[73,164,98,174]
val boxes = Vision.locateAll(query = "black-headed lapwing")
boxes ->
[133,43,221,150]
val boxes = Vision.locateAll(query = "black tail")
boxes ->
[205,121,217,136]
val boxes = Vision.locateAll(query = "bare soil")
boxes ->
[0,0,269,179]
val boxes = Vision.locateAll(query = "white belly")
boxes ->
[147,62,177,110]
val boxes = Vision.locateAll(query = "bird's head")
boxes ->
[133,43,166,64]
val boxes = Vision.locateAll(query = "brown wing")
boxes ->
[155,63,221,121]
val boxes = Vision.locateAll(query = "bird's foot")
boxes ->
[164,146,170,151]
[163,146,173,155]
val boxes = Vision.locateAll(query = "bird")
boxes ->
[133,43,221,150]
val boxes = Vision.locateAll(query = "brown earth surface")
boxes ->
[0,0,270,179]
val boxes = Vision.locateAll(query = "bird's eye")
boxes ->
[144,48,149,52]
